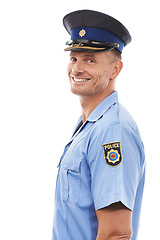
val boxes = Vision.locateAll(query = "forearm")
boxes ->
[96,223,132,240]
[96,232,132,240]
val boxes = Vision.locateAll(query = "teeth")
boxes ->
[73,77,89,82]
[75,79,87,82]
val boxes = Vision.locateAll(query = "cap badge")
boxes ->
[79,29,86,38]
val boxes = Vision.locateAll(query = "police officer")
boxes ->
[52,10,145,240]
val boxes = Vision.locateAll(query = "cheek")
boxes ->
[67,63,72,75]
[101,67,112,81]
[93,69,111,89]
[94,68,108,82]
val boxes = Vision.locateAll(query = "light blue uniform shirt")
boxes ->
[52,91,145,240]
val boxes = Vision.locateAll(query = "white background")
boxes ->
[0,0,159,239]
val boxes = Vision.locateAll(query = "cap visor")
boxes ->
[64,45,114,52]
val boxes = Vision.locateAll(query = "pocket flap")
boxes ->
[63,153,82,172]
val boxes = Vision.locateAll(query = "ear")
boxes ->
[110,60,123,80]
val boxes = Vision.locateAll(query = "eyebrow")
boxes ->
[84,54,95,58]
[70,52,95,58]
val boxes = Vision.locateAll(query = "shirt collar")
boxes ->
[87,91,118,122]
[71,91,118,138]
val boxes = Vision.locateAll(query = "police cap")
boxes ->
[63,9,131,53]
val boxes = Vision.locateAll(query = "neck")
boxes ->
[80,89,115,123]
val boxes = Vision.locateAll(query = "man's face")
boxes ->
[67,51,117,98]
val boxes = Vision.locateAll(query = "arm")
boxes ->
[96,202,132,240]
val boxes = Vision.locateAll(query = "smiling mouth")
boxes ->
[71,76,91,82]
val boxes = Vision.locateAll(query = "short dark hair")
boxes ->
[111,48,122,61]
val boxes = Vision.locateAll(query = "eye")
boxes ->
[70,57,77,62]
[87,59,95,63]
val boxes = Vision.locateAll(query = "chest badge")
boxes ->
[102,141,122,167]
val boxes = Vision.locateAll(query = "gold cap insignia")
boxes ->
[79,29,86,38]
[74,42,84,48]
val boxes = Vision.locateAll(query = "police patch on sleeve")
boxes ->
[102,141,122,167]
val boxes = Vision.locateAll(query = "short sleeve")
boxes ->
[87,122,145,211]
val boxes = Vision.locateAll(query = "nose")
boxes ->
[72,60,84,75]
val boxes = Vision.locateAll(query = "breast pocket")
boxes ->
[58,152,82,204]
